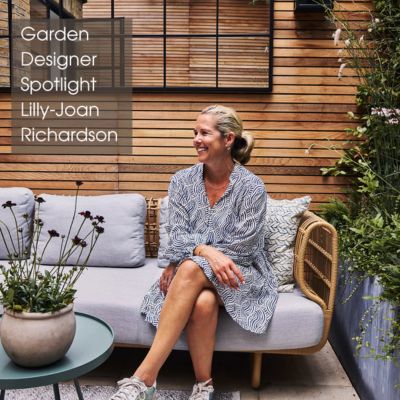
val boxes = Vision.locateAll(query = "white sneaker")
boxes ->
[188,378,214,400]
[109,376,156,400]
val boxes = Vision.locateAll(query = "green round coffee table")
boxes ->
[0,312,114,400]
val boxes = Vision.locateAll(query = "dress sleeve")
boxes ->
[213,182,267,260]
[163,174,203,264]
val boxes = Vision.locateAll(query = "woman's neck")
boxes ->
[203,159,235,184]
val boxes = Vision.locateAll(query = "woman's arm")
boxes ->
[162,174,204,264]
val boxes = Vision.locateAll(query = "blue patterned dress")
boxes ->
[141,163,278,334]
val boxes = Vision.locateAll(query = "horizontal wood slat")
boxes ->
[0,0,372,209]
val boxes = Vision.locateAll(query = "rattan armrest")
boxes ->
[264,211,338,358]
[269,210,338,356]
[294,211,338,312]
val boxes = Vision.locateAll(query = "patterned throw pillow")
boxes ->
[265,196,311,292]
[157,196,170,268]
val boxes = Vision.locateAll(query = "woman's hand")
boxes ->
[196,245,245,289]
[159,263,177,295]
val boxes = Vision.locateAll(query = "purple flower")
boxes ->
[48,230,60,238]
[34,218,44,227]
[2,201,16,209]
[79,211,93,220]
[34,196,45,204]
[75,181,83,187]
[95,226,104,234]
[94,215,105,223]
[72,236,82,246]
[80,240,87,248]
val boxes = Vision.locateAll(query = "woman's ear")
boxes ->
[225,132,235,147]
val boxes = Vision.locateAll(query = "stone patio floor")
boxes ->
[78,341,360,400]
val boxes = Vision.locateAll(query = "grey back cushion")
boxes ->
[36,193,147,267]
[158,195,311,293]
[0,188,35,260]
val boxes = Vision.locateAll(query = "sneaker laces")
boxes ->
[110,377,147,400]
[190,378,214,400]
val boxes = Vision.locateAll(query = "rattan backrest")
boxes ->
[145,198,161,257]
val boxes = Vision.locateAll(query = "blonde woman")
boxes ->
[110,105,278,400]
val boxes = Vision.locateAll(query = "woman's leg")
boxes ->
[186,289,219,383]
[134,260,214,386]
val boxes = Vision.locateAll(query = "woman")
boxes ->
[110,105,278,400]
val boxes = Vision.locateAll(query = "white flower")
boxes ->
[368,28,373,33]
[338,58,343,63]
[305,149,310,155]
[338,63,347,79]
[344,39,351,47]
[338,49,343,55]
[371,107,400,124]
[359,35,364,43]
[375,18,380,23]
[333,28,342,46]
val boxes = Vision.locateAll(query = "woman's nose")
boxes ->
[193,136,201,145]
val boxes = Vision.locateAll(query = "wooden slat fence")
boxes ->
[0,0,373,210]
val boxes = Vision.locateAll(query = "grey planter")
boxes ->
[329,262,399,400]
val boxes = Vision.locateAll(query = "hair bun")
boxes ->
[233,131,254,165]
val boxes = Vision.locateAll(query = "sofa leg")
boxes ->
[251,352,262,389]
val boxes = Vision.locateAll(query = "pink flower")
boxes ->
[338,63,347,79]
[333,29,342,46]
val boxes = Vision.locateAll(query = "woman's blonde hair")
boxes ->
[201,104,254,165]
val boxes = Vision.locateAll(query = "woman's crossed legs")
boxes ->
[134,260,220,386]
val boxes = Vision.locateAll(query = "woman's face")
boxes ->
[193,113,232,164]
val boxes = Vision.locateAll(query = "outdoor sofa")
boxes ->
[0,188,338,388]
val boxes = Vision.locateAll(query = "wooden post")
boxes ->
[251,352,262,389]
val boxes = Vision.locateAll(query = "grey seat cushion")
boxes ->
[72,259,324,351]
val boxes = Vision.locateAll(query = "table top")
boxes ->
[0,312,114,389]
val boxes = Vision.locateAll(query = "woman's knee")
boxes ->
[190,289,218,323]
[175,260,207,284]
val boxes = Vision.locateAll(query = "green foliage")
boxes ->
[0,182,105,313]
[319,0,400,366]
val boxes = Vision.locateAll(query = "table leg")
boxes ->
[0,389,5,400]
[53,383,61,400]
[73,379,84,400]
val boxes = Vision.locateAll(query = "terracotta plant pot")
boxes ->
[0,303,76,367]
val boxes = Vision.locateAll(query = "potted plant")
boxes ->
[0,181,105,367]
